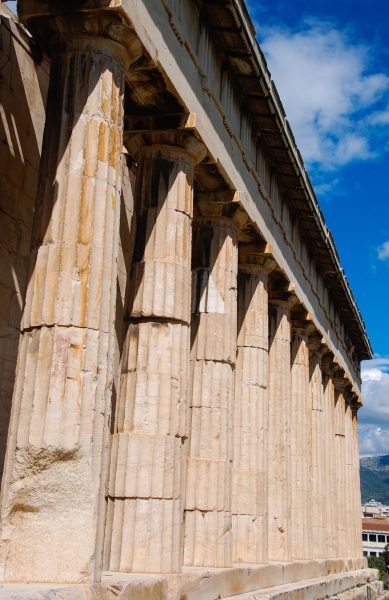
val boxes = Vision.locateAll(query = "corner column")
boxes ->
[232,246,274,565]
[268,298,293,562]
[104,134,205,573]
[0,9,133,583]
[184,194,239,568]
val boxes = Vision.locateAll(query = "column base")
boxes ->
[0,559,377,600]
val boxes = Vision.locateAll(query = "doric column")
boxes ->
[309,339,326,559]
[344,398,354,557]
[232,245,274,565]
[352,402,363,557]
[268,296,294,562]
[184,194,239,568]
[104,133,205,574]
[322,356,337,558]
[0,7,134,583]
[333,375,347,557]
[290,328,311,560]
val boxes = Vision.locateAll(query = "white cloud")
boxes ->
[367,107,389,126]
[359,358,389,455]
[359,424,389,456]
[260,23,389,170]
[378,241,389,262]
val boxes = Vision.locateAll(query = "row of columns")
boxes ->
[0,9,362,584]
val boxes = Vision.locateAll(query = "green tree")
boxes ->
[367,555,386,581]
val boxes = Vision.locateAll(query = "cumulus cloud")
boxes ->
[378,241,389,263]
[260,23,389,170]
[359,357,389,455]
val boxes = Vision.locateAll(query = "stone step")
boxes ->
[223,570,381,600]
[0,565,380,600]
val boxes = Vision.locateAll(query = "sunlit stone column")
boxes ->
[290,329,312,560]
[232,246,274,565]
[268,298,293,562]
[104,134,205,574]
[309,340,326,559]
[352,402,363,557]
[344,398,354,557]
[184,194,239,568]
[333,376,347,557]
[322,356,337,558]
[0,9,135,583]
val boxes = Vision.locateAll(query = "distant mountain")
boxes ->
[360,455,389,504]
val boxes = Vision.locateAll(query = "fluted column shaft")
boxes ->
[310,348,326,558]
[104,138,202,574]
[232,255,270,565]
[268,303,291,561]
[344,401,354,556]
[290,332,311,560]
[334,387,347,557]
[184,203,238,568]
[352,407,363,557]
[0,19,129,583]
[323,374,337,558]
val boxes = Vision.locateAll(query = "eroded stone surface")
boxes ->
[0,15,128,583]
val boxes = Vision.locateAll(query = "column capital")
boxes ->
[127,130,207,165]
[291,310,317,336]
[351,396,363,414]
[321,350,336,374]
[307,333,326,354]
[18,1,140,62]
[195,190,243,224]
[269,278,299,309]
[238,242,277,274]
[333,368,352,395]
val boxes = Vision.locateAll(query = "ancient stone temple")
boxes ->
[0,1,380,599]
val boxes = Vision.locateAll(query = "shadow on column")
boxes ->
[0,14,48,489]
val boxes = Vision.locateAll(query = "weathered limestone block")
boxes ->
[309,345,326,559]
[232,249,273,565]
[184,198,238,568]
[290,332,311,560]
[104,137,204,574]
[0,10,134,583]
[268,302,292,562]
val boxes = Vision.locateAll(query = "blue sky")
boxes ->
[4,0,389,454]
[246,0,389,455]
